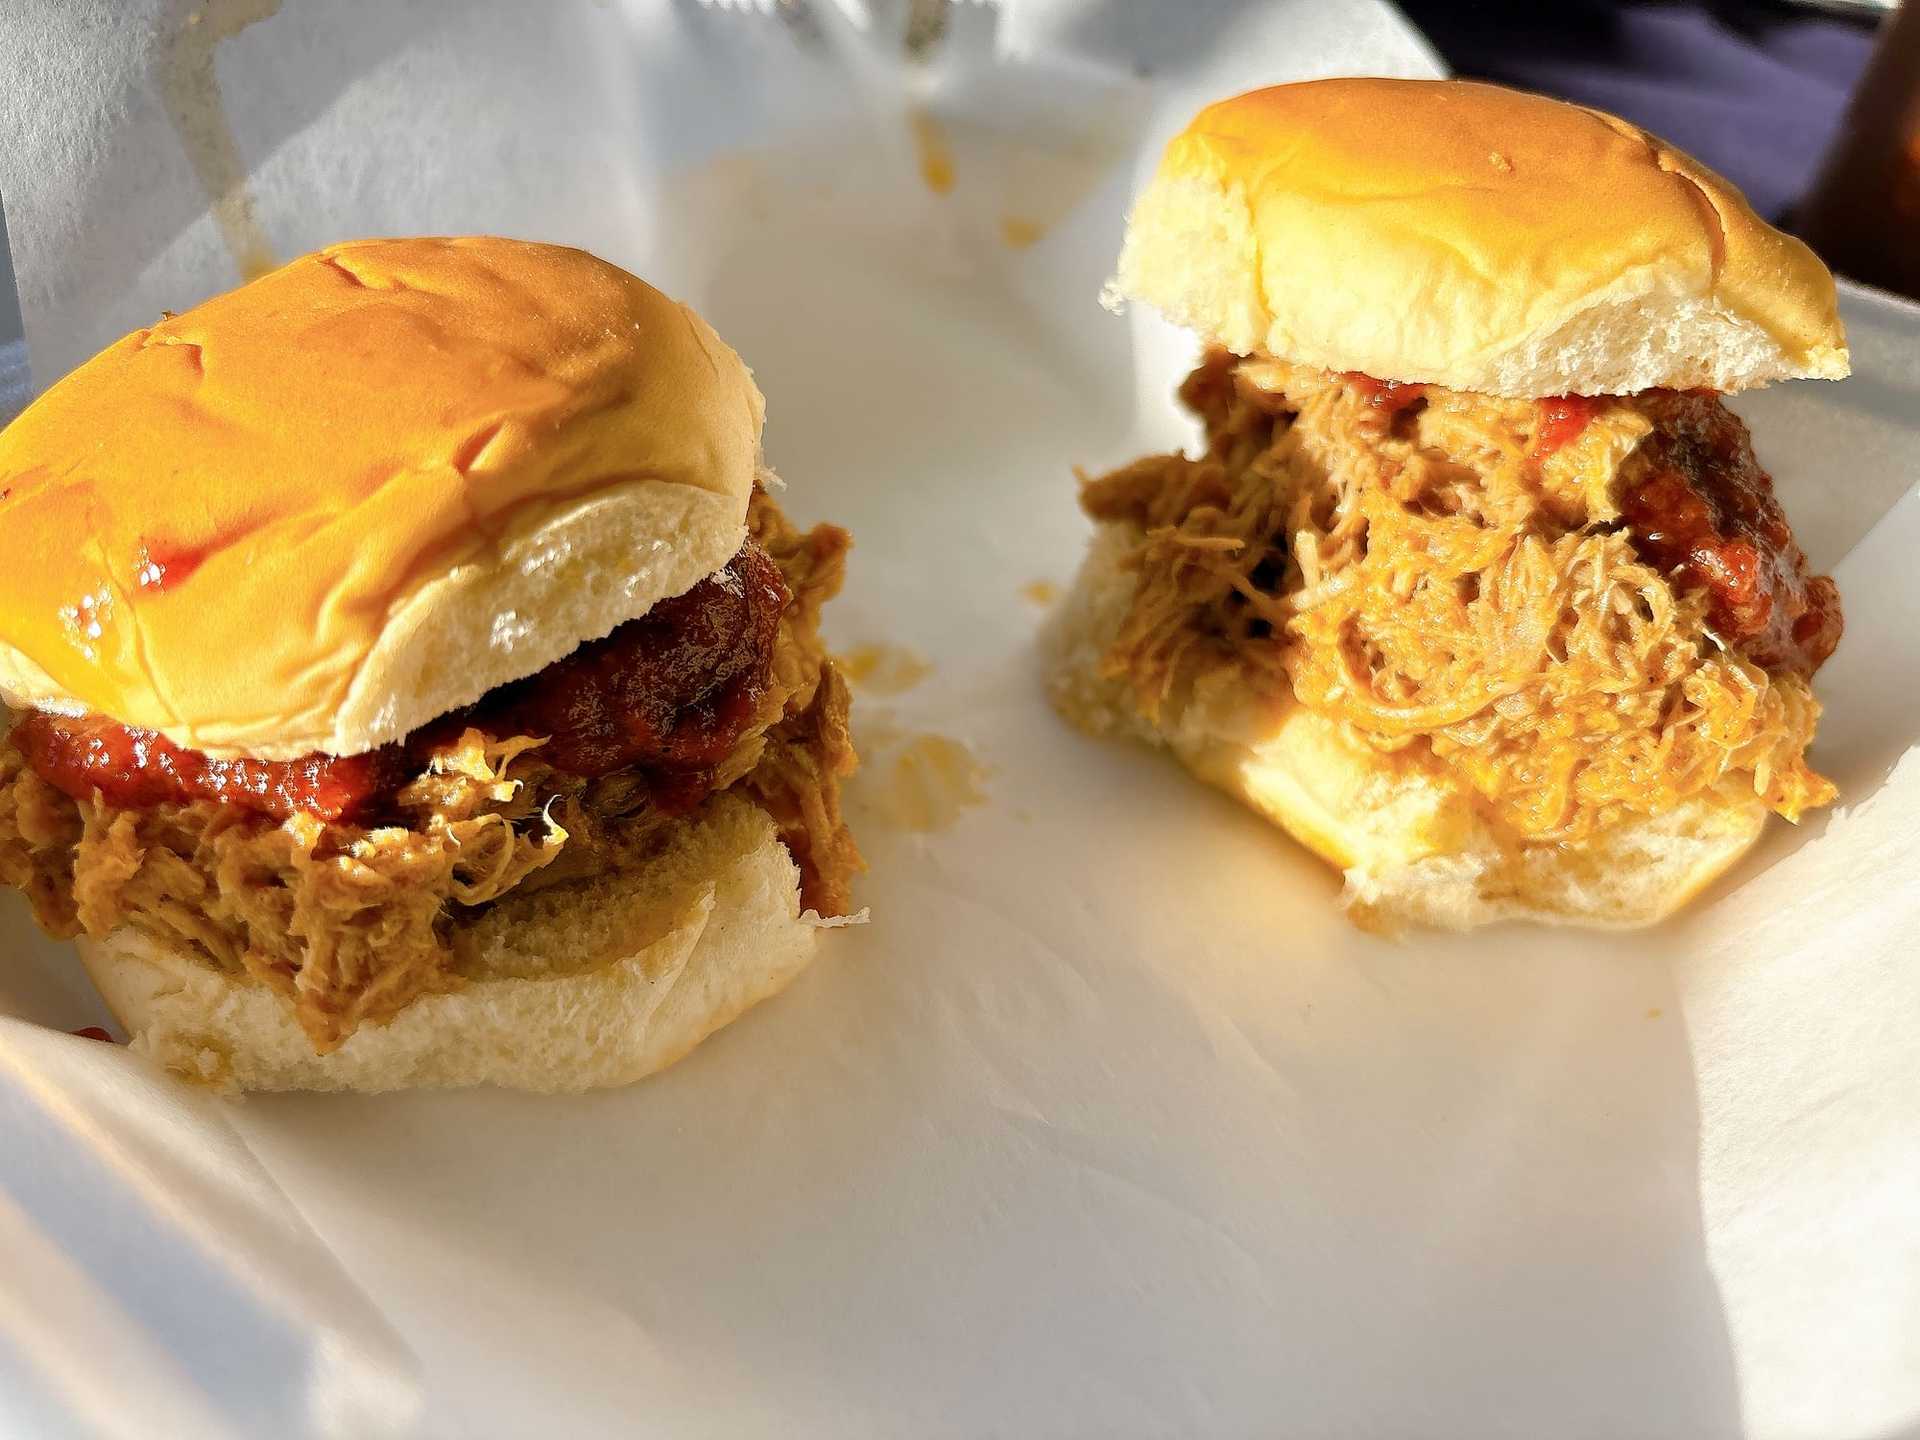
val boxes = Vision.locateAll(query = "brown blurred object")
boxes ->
[1798,1,1920,301]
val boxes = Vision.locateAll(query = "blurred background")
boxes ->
[1401,0,1889,224]
[0,0,1913,416]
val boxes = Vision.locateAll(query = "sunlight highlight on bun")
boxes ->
[0,237,762,759]
[1113,79,1848,396]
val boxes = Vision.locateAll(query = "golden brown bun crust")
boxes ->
[76,795,826,1093]
[1114,78,1848,396]
[0,237,763,759]
[1046,522,1767,931]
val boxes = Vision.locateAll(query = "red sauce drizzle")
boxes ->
[133,539,220,592]
[1341,372,1428,417]
[17,719,419,823]
[17,543,791,824]
[1530,394,1605,465]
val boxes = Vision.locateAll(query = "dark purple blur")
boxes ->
[1396,1,1879,224]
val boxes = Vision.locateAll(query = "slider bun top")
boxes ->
[0,236,762,760]
[1113,78,1849,396]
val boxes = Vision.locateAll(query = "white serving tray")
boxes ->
[0,4,1914,1436]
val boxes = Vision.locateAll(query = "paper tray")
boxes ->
[0,4,1915,1436]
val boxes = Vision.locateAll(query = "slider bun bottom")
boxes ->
[1046,523,1766,932]
[77,795,820,1093]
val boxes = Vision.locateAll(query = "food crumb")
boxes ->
[1489,150,1512,173]
[1645,1008,1663,1020]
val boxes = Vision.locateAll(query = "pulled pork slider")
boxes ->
[1048,79,1847,930]
[0,237,859,1090]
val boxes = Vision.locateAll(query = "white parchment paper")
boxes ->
[0,3,1914,1437]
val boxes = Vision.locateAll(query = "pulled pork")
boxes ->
[1083,351,1839,844]
[0,490,859,1052]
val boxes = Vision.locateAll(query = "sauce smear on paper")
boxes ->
[838,644,933,696]
[849,711,990,833]
[157,0,283,282]
[911,110,956,195]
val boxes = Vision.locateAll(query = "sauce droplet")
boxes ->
[1000,216,1044,249]
[910,109,956,196]
[1020,580,1060,606]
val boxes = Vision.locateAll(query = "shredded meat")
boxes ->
[0,490,860,1052]
[740,488,863,916]
[1082,350,1838,843]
